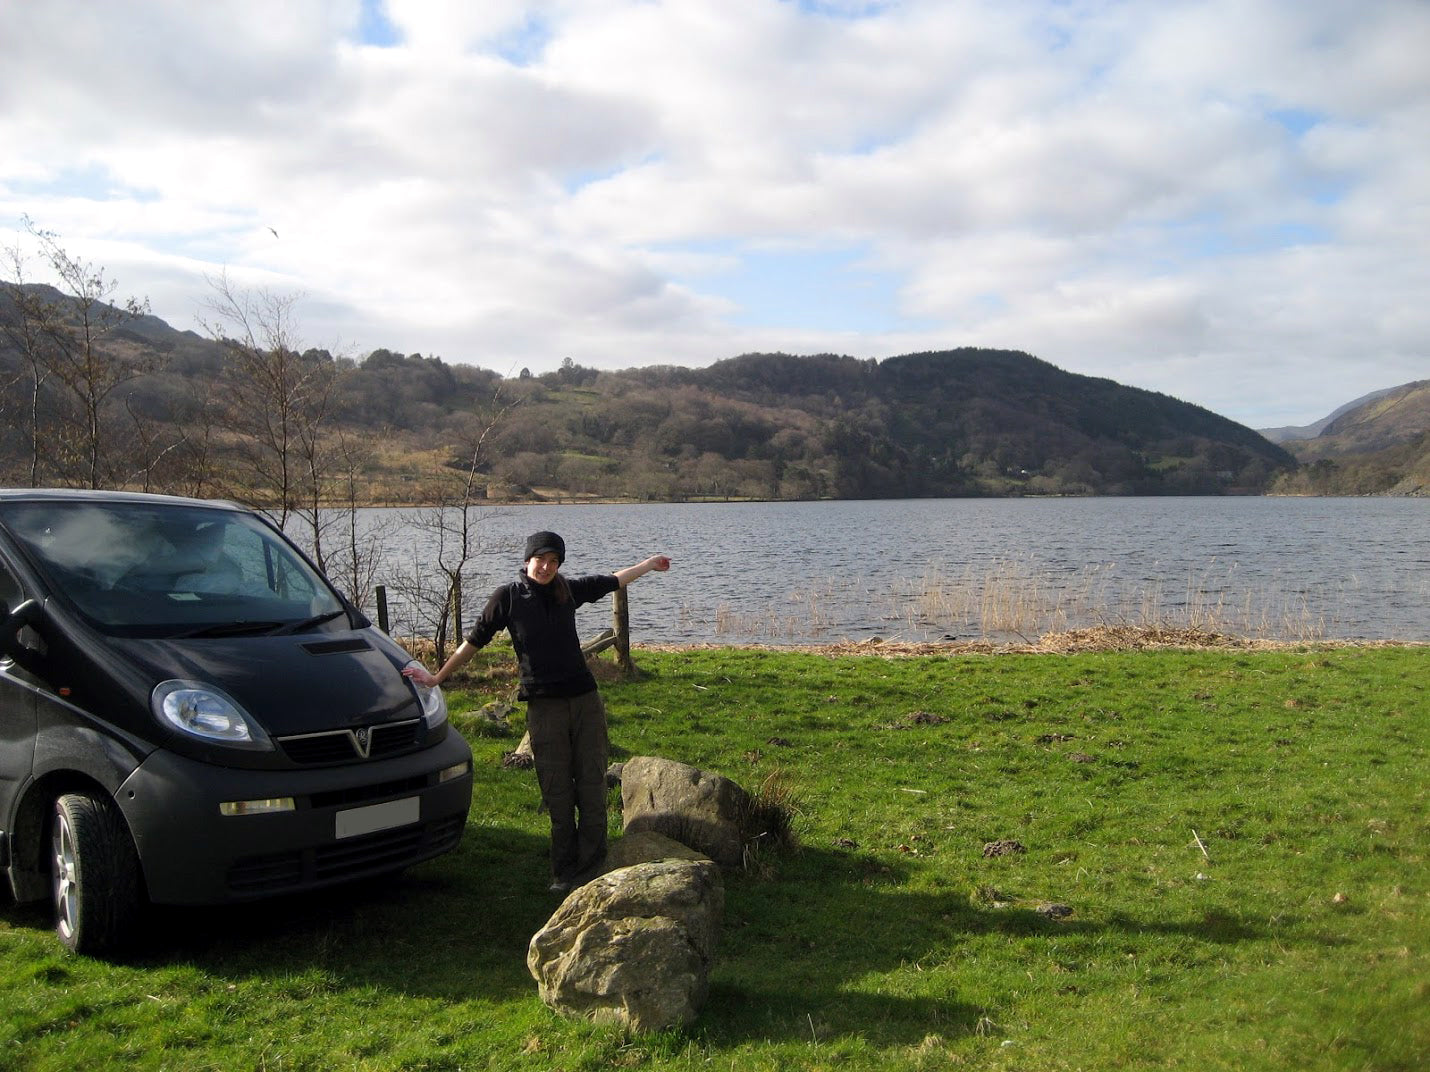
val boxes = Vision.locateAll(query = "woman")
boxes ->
[403,531,671,892]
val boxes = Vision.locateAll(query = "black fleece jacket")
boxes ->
[465,571,619,699]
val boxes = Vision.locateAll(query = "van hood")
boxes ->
[109,630,422,736]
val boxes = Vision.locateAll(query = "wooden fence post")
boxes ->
[580,588,633,674]
[451,573,463,641]
[613,586,633,673]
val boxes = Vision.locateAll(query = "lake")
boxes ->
[353,497,1430,646]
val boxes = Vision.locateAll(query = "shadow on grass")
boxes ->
[693,845,1267,1048]
[0,827,1268,1050]
[84,823,566,1003]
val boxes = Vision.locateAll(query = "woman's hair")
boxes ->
[550,573,572,605]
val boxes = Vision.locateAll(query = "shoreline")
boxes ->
[607,627,1430,660]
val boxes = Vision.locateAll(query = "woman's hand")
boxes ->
[402,663,439,688]
[648,555,671,572]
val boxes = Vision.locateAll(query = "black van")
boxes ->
[0,489,473,955]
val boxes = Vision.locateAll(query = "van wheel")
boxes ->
[51,793,143,956]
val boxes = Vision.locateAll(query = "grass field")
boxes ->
[1,643,1426,1071]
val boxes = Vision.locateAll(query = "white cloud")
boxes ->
[2,0,1427,427]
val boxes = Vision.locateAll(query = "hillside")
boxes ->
[2,280,1295,500]
[1257,385,1404,443]
[1268,379,1430,497]
[568,348,1296,498]
[1288,379,1430,458]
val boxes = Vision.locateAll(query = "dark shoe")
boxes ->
[547,879,572,894]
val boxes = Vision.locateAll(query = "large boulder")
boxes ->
[620,756,753,869]
[601,830,711,873]
[527,858,723,1033]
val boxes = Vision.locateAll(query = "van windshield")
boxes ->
[0,500,348,637]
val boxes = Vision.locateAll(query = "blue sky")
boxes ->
[2,0,1427,427]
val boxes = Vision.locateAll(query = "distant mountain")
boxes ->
[1258,386,1405,443]
[1305,380,1430,456]
[0,280,220,373]
[1268,380,1430,496]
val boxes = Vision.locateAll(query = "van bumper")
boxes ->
[117,732,474,905]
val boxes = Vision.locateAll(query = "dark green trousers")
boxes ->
[526,690,609,883]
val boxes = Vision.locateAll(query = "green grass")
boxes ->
[1,645,1426,1071]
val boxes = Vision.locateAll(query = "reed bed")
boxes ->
[908,556,1334,643]
[706,557,1340,645]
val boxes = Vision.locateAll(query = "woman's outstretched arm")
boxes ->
[613,555,671,588]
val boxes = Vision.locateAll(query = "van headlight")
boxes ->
[404,661,449,730]
[152,680,274,750]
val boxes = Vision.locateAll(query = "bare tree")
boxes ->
[1,220,160,488]
[200,272,336,546]
[383,391,521,658]
[164,379,226,499]
[324,428,392,612]
[0,240,52,485]
[122,394,192,493]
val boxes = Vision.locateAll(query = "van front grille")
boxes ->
[276,718,423,765]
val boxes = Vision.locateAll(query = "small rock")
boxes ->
[478,699,516,726]
[502,729,535,769]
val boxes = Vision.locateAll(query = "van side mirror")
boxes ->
[0,599,45,659]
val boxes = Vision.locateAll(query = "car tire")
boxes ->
[51,793,143,956]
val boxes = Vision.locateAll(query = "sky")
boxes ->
[2,0,1428,429]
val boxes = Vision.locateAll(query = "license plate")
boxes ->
[335,796,420,839]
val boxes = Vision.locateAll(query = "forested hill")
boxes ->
[0,279,1293,500]
[482,349,1294,499]
[642,349,1292,497]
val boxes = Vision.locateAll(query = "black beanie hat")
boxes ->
[523,530,565,564]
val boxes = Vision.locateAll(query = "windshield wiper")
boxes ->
[269,609,349,636]
[178,621,286,639]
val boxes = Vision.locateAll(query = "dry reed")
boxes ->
[703,556,1336,645]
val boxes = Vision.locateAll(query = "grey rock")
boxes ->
[620,756,754,870]
[527,858,723,1032]
[477,700,516,735]
[601,830,712,873]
